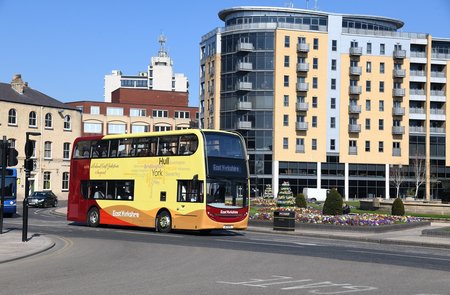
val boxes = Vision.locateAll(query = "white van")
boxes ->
[302,188,329,202]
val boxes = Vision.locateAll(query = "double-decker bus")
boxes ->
[67,129,249,232]
[1,168,17,217]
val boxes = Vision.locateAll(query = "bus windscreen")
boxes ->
[204,132,244,159]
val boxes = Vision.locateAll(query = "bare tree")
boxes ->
[390,164,405,199]
[412,152,426,199]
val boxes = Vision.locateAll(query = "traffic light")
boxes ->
[24,158,34,172]
[7,148,18,167]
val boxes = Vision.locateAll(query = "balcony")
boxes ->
[296,62,309,72]
[296,82,309,92]
[392,148,402,157]
[349,86,362,95]
[236,101,252,110]
[392,107,405,116]
[349,47,363,56]
[296,122,308,131]
[430,90,445,97]
[393,49,406,59]
[235,121,252,129]
[410,70,425,77]
[235,82,252,91]
[296,102,309,112]
[297,43,310,53]
[296,145,305,153]
[348,105,361,114]
[393,88,406,97]
[349,66,362,76]
[236,41,254,51]
[430,127,445,133]
[236,62,253,72]
[392,126,405,135]
[348,124,361,133]
[409,126,425,133]
[348,146,357,155]
[393,69,406,78]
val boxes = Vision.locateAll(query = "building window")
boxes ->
[330,97,336,109]
[366,61,372,73]
[62,172,69,191]
[312,77,318,89]
[313,58,318,69]
[312,96,317,108]
[131,124,150,133]
[90,106,100,115]
[63,142,71,160]
[284,56,290,67]
[313,38,319,50]
[332,40,337,51]
[284,95,289,107]
[154,125,171,132]
[130,108,146,117]
[365,118,371,130]
[283,115,289,126]
[64,115,71,130]
[366,99,371,111]
[367,42,372,54]
[84,122,102,133]
[284,36,290,48]
[380,62,385,74]
[366,81,371,92]
[152,110,168,118]
[331,59,337,71]
[283,137,288,149]
[108,123,126,134]
[378,141,384,152]
[312,139,317,150]
[378,119,384,130]
[8,109,17,125]
[106,107,124,116]
[331,79,336,90]
[330,117,336,128]
[379,100,384,111]
[365,141,370,152]
[330,139,335,151]
[380,43,385,55]
[312,116,317,128]
[284,75,289,87]
[43,172,51,190]
[379,81,384,93]
[29,111,37,127]
[45,113,53,128]
[175,111,190,119]
[44,141,52,159]
[8,138,16,148]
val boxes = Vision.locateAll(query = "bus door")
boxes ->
[174,177,204,229]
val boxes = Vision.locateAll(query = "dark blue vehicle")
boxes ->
[1,168,17,217]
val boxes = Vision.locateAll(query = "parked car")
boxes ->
[28,191,58,208]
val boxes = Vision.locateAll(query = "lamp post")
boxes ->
[22,132,40,242]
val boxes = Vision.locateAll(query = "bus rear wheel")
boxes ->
[156,210,172,233]
[87,207,100,227]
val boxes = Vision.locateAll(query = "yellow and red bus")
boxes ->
[67,129,249,232]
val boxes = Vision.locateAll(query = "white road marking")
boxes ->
[348,250,450,262]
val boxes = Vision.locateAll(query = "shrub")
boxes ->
[322,189,343,215]
[295,193,307,208]
[391,198,405,216]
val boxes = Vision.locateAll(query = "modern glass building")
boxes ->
[199,6,450,200]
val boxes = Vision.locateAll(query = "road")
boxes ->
[1,204,449,295]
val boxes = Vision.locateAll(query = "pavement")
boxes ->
[1,207,450,264]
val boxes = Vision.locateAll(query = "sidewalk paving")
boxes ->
[1,208,449,264]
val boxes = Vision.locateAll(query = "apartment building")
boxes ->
[200,6,450,200]
[0,75,82,200]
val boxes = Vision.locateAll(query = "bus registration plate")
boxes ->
[223,225,234,229]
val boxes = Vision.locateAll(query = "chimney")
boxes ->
[11,74,26,94]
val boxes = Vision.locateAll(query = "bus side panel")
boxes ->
[98,203,157,227]
[67,159,92,223]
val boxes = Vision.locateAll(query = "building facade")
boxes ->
[104,34,189,102]
[0,75,82,200]
[67,88,198,136]
[200,6,450,200]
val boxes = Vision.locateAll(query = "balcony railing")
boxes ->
[431,72,446,78]
[296,102,309,111]
[409,108,425,114]
[410,51,426,58]
[297,43,310,53]
[236,62,253,71]
[235,121,252,129]
[392,148,401,157]
[349,66,362,76]
[392,107,405,116]
[393,49,406,59]
[296,122,308,131]
[410,89,425,96]
[235,82,252,91]
[430,90,445,96]
[348,105,361,114]
[296,82,309,92]
[393,69,406,78]
[296,62,309,72]
[393,88,406,97]
[296,145,305,153]
[430,127,445,133]
[349,86,362,95]
[236,101,252,110]
[392,126,405,135]
[430,108,445,115]
[348,124,361,133]
[409,126,425,133]
[236,41,254,51]
[410,70,425,77]
[348,146,357,155]
[349,47,363,56]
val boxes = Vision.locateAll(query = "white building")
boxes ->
[104,34,189,102]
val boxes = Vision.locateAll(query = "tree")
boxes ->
[389,164,405,199]
[411,152,425,199]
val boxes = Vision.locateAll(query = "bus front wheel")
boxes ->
[87,207,100,227]
[156,210,172,233]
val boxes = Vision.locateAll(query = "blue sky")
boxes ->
[1,0,449,106]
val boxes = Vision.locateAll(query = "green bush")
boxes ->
[295,193,307,208]
[391,198,405,216]
[322,189,343,215]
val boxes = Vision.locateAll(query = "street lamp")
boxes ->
[22,132,40,242]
